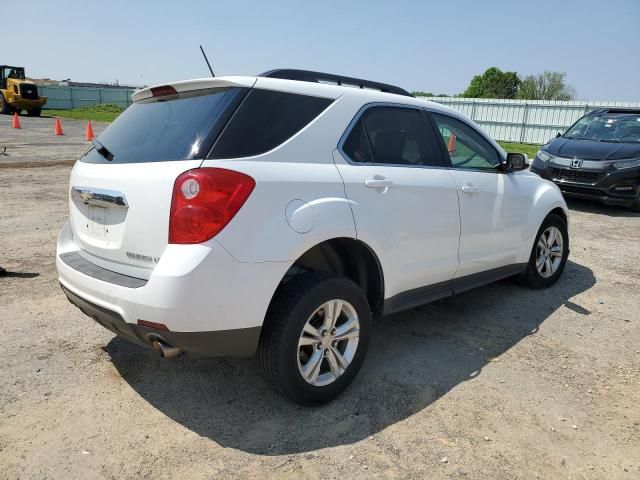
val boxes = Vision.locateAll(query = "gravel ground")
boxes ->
[0,114,107,168]
[1,116,639,479]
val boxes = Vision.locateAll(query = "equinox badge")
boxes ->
[126,252,159,264]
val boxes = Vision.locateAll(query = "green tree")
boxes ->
[517,71,575,101]
[462,67,521,99]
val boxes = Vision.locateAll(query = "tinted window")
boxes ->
[342,119,373,163]
[430,113,500,170]
[81,87,246,164]
[343,107,441,166]
[210,89,333,159]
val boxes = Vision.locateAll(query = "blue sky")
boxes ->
[9,0,640,101]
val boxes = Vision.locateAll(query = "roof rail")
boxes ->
[259,69,414,97]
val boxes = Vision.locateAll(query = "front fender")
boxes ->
[519,181,569,263]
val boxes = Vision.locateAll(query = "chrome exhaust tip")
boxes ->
[151,339,181,359]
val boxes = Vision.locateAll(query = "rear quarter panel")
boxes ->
[201,94,366,263]
[202,159,356,262]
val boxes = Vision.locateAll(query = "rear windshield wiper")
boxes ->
[92,139,115,161]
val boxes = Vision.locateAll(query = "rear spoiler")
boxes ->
[132,76,257,102]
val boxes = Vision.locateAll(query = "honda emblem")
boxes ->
[570,158,583,169]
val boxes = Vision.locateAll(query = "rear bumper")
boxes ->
[56,220,290,357]
[531,162,640,207]
[61,284,260,357]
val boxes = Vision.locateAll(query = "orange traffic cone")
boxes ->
[12,112,21,129]
[85,121,95,141]
[54,117,64,136]
[447,132,456,155]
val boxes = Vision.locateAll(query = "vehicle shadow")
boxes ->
[105,260,595,455]
[566,198,639,218]
[0,270,40,279]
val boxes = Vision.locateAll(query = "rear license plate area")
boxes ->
[87,205,109,237]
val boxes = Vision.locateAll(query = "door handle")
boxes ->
[365,177,394,192]
[461,184,479,194]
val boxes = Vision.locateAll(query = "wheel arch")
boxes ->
[275,237,385,317]
[549,206,568,226]
[521,184,570,263]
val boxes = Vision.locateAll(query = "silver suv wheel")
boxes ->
[258,272,371,405]
[536,226,564,278]
[297,299,360,386]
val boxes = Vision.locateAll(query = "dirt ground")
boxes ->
[1,115,639,479]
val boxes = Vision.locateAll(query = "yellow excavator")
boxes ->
[0,65,47,116]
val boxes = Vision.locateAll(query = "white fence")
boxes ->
[424,97,640,144]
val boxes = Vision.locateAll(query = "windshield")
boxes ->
[81,87,247,164]
[564,112,640,143]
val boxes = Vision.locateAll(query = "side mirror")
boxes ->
[503,152,528,172]
[556,132,562,138]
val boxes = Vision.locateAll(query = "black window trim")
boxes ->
[424,109,507,174]
[338,102,507,173]
[337,102,449,170]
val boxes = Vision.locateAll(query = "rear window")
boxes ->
[81,87,247,164]
[209,89,333,159]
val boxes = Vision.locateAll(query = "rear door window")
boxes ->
[81,87,247,164]
[342,106,442,167]
[342,119,373,163]
[209,89,333,159]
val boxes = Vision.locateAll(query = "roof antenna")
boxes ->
[199,45,215,78]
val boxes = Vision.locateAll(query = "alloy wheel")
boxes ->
[536,226,564,278]
[297,299,360,386]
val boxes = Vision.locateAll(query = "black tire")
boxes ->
[521,213,569,289]
[27,107,42,117]
[630,199,640,212]
[258,272,371,406]
[0,93,11,115]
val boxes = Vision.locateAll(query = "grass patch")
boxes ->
[498,142,540,158]
[44,104,125,122]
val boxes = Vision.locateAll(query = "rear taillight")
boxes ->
[169,168,255,244]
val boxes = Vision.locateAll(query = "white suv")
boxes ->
[57,69,569,405]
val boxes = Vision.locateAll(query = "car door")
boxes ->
[333,105,460,302]
[427,111,531,278]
